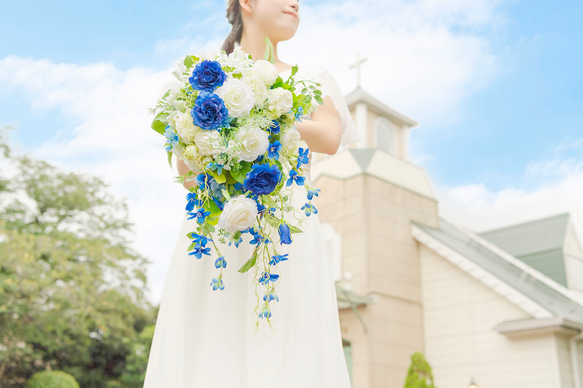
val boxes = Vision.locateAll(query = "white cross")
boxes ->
[349,52,368,89]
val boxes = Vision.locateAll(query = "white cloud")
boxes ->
[275,0,508,129]
[436,142,583,244]
[0,55,187,303]
[0,0,512,304]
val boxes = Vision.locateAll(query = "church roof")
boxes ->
[478,213,570,286]
[344,87,419,128]
[412,218,583,327]
[479,213,569,256]
[312,148,436,200]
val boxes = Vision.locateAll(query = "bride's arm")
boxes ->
[177,158,199,190]
[294,95,342,155]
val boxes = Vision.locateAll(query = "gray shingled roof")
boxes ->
[479,213,569,286]
[413,218,583,325]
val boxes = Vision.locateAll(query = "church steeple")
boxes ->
[345,53,418,161]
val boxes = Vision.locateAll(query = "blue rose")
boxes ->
[189,60,227,92]
[244,164,282,196]
[191,92,230,130]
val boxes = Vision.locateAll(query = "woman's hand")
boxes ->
[177,158,200,191]
[294,95,342,155]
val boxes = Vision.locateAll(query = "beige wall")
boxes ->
[419,243,561,388]
[316,173,438,388]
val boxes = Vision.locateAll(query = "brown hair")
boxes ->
[222,0,244,55]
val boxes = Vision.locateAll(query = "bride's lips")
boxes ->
[283,11,298,20]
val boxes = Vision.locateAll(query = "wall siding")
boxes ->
[420,244,559,388]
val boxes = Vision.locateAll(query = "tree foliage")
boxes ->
[403,351,437,388]
[0,127,155,386]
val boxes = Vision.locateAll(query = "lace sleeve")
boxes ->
[311,67,361,146]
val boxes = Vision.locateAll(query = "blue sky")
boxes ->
[2,0,582,301]
[2,0,582,190]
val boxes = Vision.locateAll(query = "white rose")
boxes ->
[267,88,293,117]
[280,127,301,152]
[234,125,269,162]
[215,78,254,118]
[252,60,278,86]
[217,195,258,233]
[195,130,222,156]
[175,111,201,144]
[243,75,268,105]
[165,89,186,112]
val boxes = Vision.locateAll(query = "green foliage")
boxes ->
[117,324,156,387]
[403,351,436,388]
[26,370,80,388]
[0,128,156,386]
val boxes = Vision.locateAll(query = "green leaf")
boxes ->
[291,65,298,76]
[263,36,276,64]
[221,188,231,201]
[151,120,166,135]
[288,224,303,234]
[238,249,259,273]
[184,55,196,68]
[167,151,173,168]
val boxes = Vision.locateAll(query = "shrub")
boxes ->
[403,351,436,388]
[26,371,80,388]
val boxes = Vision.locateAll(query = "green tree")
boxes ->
[26,370,80,388]
[0,127,155,386]
[403,351,436,388]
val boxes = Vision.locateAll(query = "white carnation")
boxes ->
[195,130,222,156]
[280,126,301,152]
[215,78,254,118]
[267,88,293,117]
[252,60,278,86]
[217,195,258,233]
[175,111,201,144]
[234,125,270,162]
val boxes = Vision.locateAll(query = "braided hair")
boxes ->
[222,0,244,54]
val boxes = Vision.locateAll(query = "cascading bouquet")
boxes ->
[149,40,323,330]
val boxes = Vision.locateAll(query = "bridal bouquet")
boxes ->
[150,41,323,330]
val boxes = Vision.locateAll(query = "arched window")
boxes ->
[374,118,395,154]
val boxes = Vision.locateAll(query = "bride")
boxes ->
[144,0,360,386]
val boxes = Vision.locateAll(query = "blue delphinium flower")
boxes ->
[295,106,304,122]
[229,235,243,248]
[268,120,281,134]
[189,243,211,259]
[185,192,201,212]
[244,164,282,196]
[306,188,321,200]
[296,147,309,169]
[258,306,271,319]
[259,272,280,285]
[189,60,227,92]
[210,277,225,291]
[269,253,289,266]
[191,92,230,130]
[189,233,211,246]
[301,202,318,217]
[196,173,211,190]
[267,141,282,160]
[263,291,279,302]
[164,126,180,151]
[278,222,292,245]
[187,207,211,224]
[207,161,224,175]
[286,169,305,187]
[214,256,227,269]
[249,228,269,245]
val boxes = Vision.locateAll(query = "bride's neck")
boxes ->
[239,31,291,73]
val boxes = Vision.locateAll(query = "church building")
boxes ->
[312,55,583,388]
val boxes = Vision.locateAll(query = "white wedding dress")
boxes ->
[144,64,361,388]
